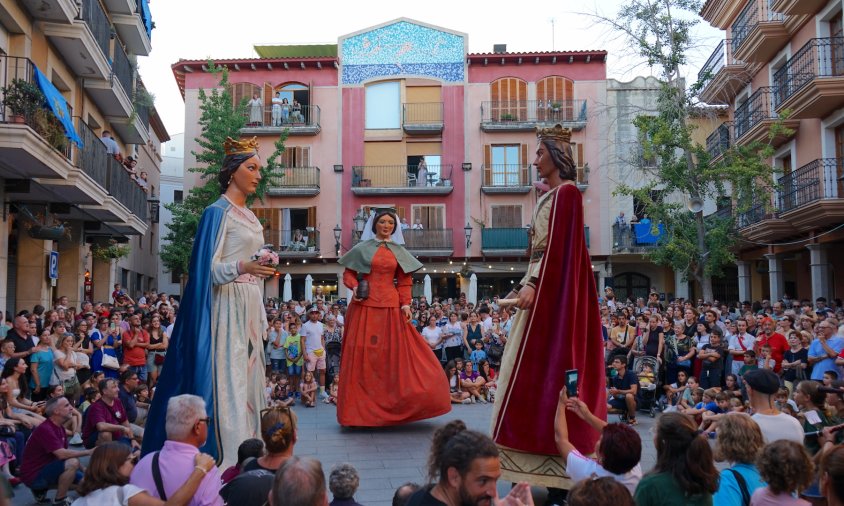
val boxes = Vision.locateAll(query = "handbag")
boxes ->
[154,353,166,366]
[487,344,505,363]
[101,353,120,370]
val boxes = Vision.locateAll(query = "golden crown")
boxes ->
[223,136,259,156]
[536,124,572,144]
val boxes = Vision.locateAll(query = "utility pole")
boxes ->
[550,18,556,50]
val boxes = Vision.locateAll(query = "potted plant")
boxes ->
[1,78,44,123]
[500,113,515,121]
[307,234,316,252]
[91,239,131,262]
[32,108,68,153]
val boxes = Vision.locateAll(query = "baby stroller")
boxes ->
[632,355,662,418]
[325,339,342,386]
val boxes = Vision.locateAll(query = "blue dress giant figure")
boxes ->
[142,137,276,466]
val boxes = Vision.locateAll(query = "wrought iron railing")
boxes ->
[773,37,844,107]
[481,100,588,125]
[112,42,133,100]
[709,205,734,221]
[77,120,109,188]
[481,228,529,251]
[612,223,662,251]
[707,122,734,159]
[0,55,73,160]
[734,87,776,139]
[351,165,453,188]
[403,229,453,250]
[732,0,784,54]
[244,104,320,129]
[777,158,842,213]
[402,102,443,125]
[736,201,768,228]
[82,0,111,58]
[482,165,531,186]
[264,229,321,253]
[267,167,320,188]
[106,155,148,220]
[699,39,745,83]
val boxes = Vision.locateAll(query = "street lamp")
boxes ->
[333,224,342,256]
[147,192,160,224]
[464,222,472,248]
[353,209,367,241]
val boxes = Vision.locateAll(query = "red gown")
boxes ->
[337,245,451,426]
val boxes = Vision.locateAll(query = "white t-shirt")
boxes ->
[300,320,324,354]
[565,449,642,495]
[52,348,76,381]
[728,333,756,374]
[442,322,463,348]
[72,484,146,505]
[421,327,442,349]
[751,412,804,444]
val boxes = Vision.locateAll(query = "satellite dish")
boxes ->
[687,197,704,213]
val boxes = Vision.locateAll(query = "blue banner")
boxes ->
[139,0,152,39]
[32,66,83,148]
[633,222,665,244]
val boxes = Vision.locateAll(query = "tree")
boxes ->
[602,0,779,302]
[161,63,286,287]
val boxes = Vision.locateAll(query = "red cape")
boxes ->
[493,184,607,455]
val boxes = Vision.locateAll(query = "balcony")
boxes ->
[86,42,133,121]
[611,223,664,253]
[111,0,152,56]
[481,165,532,194]
[480,100,588,132]
[706,121,733,163]
[731,0,801,63]
[18,0,77,24]
[734,87,798,147]
[735,198,791,242]
[481,227,528,256]
[773,38,844,120]
[241,105,321,136]
[770,0,827,16]
[402,103,443,135]
[351,165,453,196]
[777,158,844,229]
[267,167,321,197]
[0,56,73,181]
[42,0,111,82]
[264,229,322,258]
[403,229,453,257]
[698,40,753,105]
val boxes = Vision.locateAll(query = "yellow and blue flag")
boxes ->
[32,66,83,148]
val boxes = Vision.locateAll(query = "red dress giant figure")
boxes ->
[336,208,451,426]
[491,125,607,490]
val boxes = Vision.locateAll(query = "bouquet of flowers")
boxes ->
[253,245,279,269]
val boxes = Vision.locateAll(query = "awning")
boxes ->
[32,66,83,148]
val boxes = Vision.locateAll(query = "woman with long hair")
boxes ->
[74,442,215,505]
[712,413,765,504]
[634,412,719,505]
[462,311,483,356]
[90,317,120,379]
[820,445,844,506]
[72,320,93,389]
[793,380,835,455]
[478,359,497,402]
[336,208,450,426]
[52,334,81,402]
[444,360,470,404]
[145,315,169,388]
[441,312,464,364]
[0,358,44,428]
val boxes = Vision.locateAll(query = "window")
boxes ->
[280,146,311,167]
[489,77,527,121]
[536,76,575,120]
[412,205,445,229]
[484,145,528,185]
[170,270,180,284]
[491,205,522,228]
[365,81,401,129]
[173,190,183,204]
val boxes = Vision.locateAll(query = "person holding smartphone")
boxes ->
[90,317,120,379]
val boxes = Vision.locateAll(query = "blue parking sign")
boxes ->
[48,251,59,279]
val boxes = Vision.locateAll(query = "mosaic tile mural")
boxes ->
[341,20,465,85]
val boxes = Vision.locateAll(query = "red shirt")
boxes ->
[82,398,127,445]
[20,419,67,485]
[756,332,788,372]
[122,328,149,366]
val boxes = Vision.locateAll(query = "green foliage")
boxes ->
[160,62,286,278]
[92,240,131,262]
[607,0,779,299]
[0,78,44,119]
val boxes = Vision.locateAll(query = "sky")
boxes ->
[139,0,722,137]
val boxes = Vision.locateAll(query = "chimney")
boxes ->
[493,44,507,54]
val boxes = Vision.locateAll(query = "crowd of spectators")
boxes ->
[99,131,151,194]
[2,284,844,505]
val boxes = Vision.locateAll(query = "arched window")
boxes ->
[537,76,575,121]
[612,272,651,302]
[489,77,527,121]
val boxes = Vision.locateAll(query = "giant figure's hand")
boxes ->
[516,285,535,310]
[241,260,277,279]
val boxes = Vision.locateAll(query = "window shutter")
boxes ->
[434,206,445,229]
[577,143,584,168]
[397,207,406,221]
[307,206,317,228]
[520,144,528,168]
[263,82,273,125]
[301,147,310,167]
[484,145,492,185]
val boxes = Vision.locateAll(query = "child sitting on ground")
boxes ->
[678,376,700,411]
[324,379,338,405]
[272,374,294,407]
[300,370,318,408]
[751,440,814,505]
[699,391,731,433]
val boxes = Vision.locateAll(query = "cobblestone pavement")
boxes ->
[11,402,661,505]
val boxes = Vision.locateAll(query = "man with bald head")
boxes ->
[8,315,36,363]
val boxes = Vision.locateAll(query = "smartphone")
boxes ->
[565,369,579,398]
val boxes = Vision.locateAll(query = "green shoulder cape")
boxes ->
[337,239,423,274]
